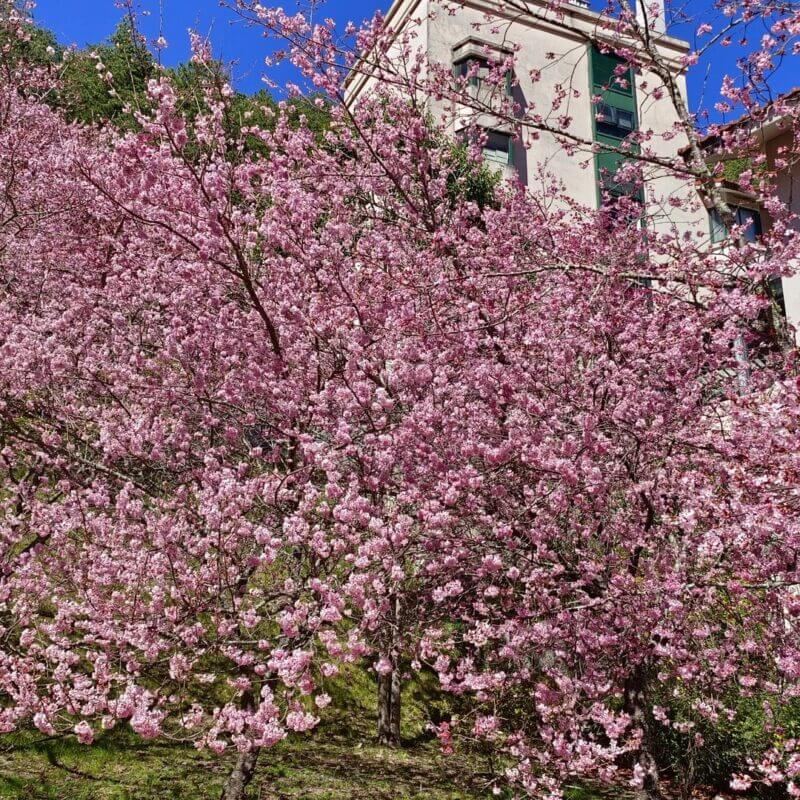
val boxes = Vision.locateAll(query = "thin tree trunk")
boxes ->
[377,663,402,747]
[377,668,393,745]
[389,664,402,744]
[633,741,662,800]
[221,748,260,800]
[624,668,662,800]
[377,596,403,747]
[733,333,751,394]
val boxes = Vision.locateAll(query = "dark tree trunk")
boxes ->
[624,667,662,800]
[221,748,260,800]
[390,666,401,743]
[377,594,403,747]
[377,663,401,747]
[377,668,392,744]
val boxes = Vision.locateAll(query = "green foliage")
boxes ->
[4,12,332,149]
[650,683,792,797]
[564,785,632,800]
[170,58,330,160]
[0,17,59,69]
[722,156,753,184]
[57,24,330,151]
[444,140,502,210]
[320,662,450,744]
[58,20,156,130]
[720,155,770,191]
[289,95,333,139]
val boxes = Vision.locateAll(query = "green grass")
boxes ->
[0,667,494,799]
[0,665,752,799]
[0,730,492,799]
[0,668,647,799]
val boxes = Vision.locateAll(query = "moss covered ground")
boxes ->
[0,667,704,799]
[0,667,494,799]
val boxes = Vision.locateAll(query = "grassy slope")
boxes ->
[0,661,743,800]
[0,666,696,799]
[0,667,496,800]
[0,733,488,800]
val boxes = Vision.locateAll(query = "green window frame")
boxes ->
[589,44,641,206]
[590,46,635,103]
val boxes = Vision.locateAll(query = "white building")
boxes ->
[693,89,800,337]
[345,0,708,236]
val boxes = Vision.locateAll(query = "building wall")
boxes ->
[636,68,709,238]
[343,0,431,107]
[765,131,800,333]
[347,0,709,235]
[426,0,595,198]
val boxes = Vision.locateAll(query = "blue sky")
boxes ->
[32,0,798,120]
[33,0,387,95]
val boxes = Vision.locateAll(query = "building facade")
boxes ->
[345,0,709,237]
[694,90,800,336]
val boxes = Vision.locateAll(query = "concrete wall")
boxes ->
[765,131,800,333]
[427,0,595,198]
[636,68,709,238]
[347,0,709,236]
[343,0,431,106]
[431,1,706,231]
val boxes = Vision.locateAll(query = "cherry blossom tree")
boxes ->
[2,1,800,799]
[0,9,519,794]
[0,17,375,797]
[228,2,800,797]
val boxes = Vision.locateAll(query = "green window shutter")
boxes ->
[601,90,636,115]
[590,44,641,206]
[596,149,644,201]
[591,46,634,100]
[596,149,628,191]
[595,132,639,150]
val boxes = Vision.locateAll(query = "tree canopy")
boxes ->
[1,3,800,800]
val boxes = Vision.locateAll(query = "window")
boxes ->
[595,102,635,140]
[768,275,786,317]
[482,130,513,166]
[590,45,639,207]
[453,57,513,96]
[709,205,763,244]
[750,276,787,358]
[736,206,763,241]
[453,57,482,87]
[596,150,642,197]
[600,191,644,231]
[591,47,634,98]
